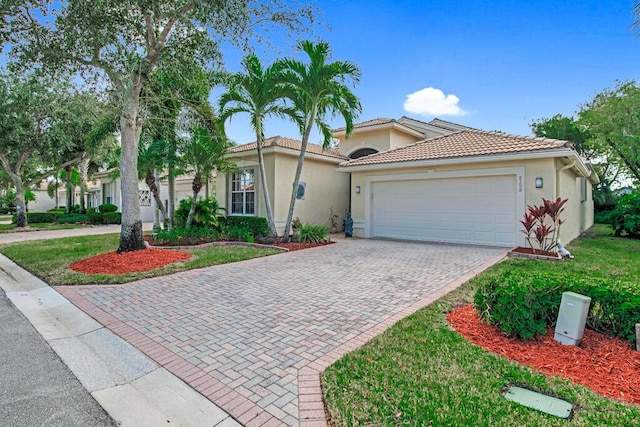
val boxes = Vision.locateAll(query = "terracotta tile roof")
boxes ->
[340,130,573,167]
[426,118,472,132]
[229,136,346,159]
[333,118,395,133]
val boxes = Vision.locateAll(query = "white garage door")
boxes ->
[371,175,517,246]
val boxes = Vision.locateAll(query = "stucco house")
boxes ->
[219,117,598,248]
[217,136,349,231]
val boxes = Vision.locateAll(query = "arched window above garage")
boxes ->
[349,148,379,159]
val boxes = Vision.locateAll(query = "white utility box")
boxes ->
[554,291,591,346]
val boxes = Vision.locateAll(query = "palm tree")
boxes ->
[219,54,298,238]
[279,40,362,240]
[137,138,170,229]
[179,106,235,228]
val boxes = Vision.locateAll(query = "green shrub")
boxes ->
[219,223,252,241]
[474,270,640,343]
[594,209,613,225]
[0,207,14,214]
[88,212,105,224]
[296,224,329,243]
[102,212,122,224]
[219,216,269,238]
[154,227,219,245]
[12,212,58,223]
[98,203,118,213]
[47,207,67,214]
[175,197,225,228]
[609,192,640,236]
[57,213,90,223]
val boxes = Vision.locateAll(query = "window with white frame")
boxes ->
[580,177,588,202]
[230,169,256,215]
[139,189,152,206]
[103,183,113,205]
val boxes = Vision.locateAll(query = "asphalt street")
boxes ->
[0,288,115,427]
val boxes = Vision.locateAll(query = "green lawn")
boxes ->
[323,224,640,426]
[0,233,281,285]
[0,222,91,233]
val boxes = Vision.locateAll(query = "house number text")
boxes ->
[518,176,523,193]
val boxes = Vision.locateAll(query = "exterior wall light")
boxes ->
[355,185,361,194]
[535,177,543,188]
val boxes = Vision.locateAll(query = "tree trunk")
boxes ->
[79,153,89,214]
[256,123,278,237]
[186,174,202,228]
[65,166,73,213]
[282,109,316,241]
[145,169,168,227]
[117,79,145,253]
[12,177,27,227]
[168,164,176,231]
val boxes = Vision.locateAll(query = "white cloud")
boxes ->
[403,87,468,117]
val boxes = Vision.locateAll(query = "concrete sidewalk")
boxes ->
[0,227,240,427]
[0,223,154,245]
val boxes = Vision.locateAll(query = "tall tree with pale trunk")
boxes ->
[2,0,315,251]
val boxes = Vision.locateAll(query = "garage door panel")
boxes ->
[372,176,516,246]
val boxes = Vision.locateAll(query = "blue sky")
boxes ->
[220,0,640,145]
[3,1,638,146]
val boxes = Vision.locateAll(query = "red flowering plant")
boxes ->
[521,197,568,254]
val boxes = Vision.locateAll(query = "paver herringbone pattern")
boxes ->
[58,239,503,426]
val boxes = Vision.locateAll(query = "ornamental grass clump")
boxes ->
[520,197,567,254]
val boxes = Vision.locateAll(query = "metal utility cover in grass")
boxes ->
[505,386,572,418]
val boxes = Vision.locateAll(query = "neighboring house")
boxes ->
[217,136,349,232]
[29,169,209,222]
[94,170,201,222]
[30,180,101,212]
[220,117,598,247]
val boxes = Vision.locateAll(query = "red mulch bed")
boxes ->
[69,249,191,275]
[447,304,640,406]
[70,240,331,275]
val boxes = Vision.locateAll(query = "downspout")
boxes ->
[556,160,576,199]
[556,160,577,241]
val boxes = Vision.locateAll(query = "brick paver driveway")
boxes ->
[58,239,505,426]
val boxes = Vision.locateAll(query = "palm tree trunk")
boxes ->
[282,110,316,241]
[186,173,202,228]
[145,169,168,226]
[79,152,89,214]
[256,124,278,237]
[65,166,73,213]
[55,174,59,208]
[168,164,176,231]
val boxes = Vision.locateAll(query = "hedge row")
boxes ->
[13,211,121,225]
[219,216,269,238]
[474,270,640,343]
